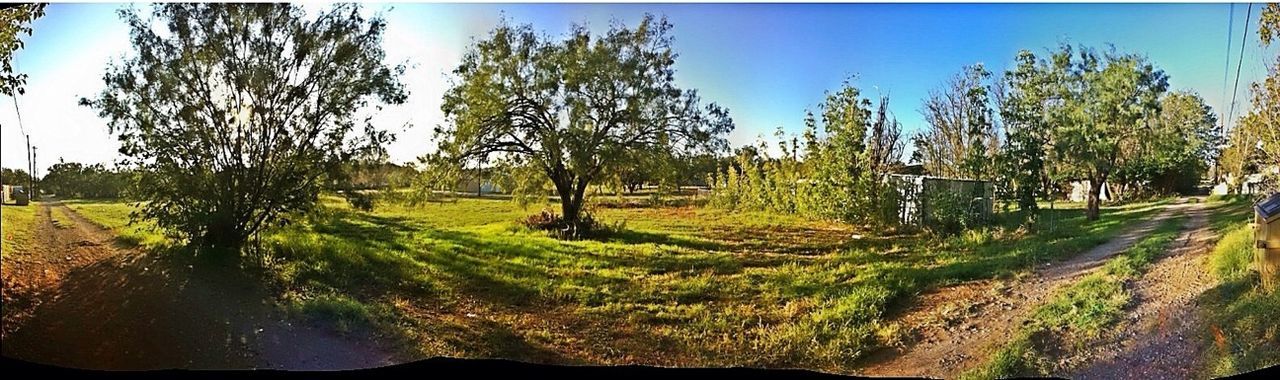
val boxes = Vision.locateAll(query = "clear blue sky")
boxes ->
[3,2,1276,173]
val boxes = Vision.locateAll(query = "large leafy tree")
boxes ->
[1114,91,1219,196]
[0,3,45,96]
[1048,45,1168,220]
[82,3,406,257]
[434,15,732,236]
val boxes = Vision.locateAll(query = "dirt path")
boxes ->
[2,202,395,370]
[858,200,1201,378]
[1066,203,1216,379]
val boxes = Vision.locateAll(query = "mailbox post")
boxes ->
[1256,193,1280,291]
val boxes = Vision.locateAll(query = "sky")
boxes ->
[2,2,1277,175]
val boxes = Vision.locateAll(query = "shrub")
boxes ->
[520,208,609,238]
[924,191,985,235]
[344,191,376,212]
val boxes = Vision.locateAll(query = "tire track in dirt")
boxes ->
[1067,203,1216,379]
[857,200,1198,378]
[2,203,118,339]
[2,201,396,370]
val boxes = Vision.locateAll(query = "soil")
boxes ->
[857,200,1208,378]
[1,202,395,370]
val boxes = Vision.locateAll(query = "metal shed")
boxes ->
[886,174,995,227]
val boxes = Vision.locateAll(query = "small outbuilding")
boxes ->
[886,174,995,227]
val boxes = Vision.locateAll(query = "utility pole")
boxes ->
[31,145,37,200]
[26,135,33,197]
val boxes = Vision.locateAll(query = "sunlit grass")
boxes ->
[62,195,1170,372]
[1,203,36,259]
[1198,196,1280,378]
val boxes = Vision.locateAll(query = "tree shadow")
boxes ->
[1,252,266,369]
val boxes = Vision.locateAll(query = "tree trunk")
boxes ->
[1086,179,1103,221]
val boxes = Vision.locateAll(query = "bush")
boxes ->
[1211,224,1256,280]
[344,191,376,212]
[520,208,610,239]
[924,191,985,235]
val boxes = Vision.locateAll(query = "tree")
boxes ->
[1240,3,1280,192]
[433,15,732,237]
[40,160,131,199]
[1114,91,1219,196]
[710,81,904,226]
[81,3,406,258]
[1048,45,1168,220]
[915,64,1000,180]
[0,3,45,96]
[1,167,29,186]
[997,51,1054,214]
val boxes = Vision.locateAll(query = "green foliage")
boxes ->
[0,3,45,96]
[1,167,30,186]
[998,51,1053,214]
[39,161,132,199]
[922,190,984,235]
[1113,91,1220,197]
[432,15,732,237]
[80,3,406,258]
[995,45,1170,220]
[1211,224,1256,280]
[708,81,903,226]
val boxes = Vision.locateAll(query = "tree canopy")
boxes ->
[0,3,45,96]
[433,15,733,236]
[81,3,406,257]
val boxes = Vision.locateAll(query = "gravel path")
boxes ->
[858,201,1197,378]
[2,202,395,370]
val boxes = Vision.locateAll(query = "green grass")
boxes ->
[1197,196,1280,378]
[63,196,1169,372]
[964,217,1185,379]
[1,203,37,259]
[63,200,170,249]
[49,206,76,229]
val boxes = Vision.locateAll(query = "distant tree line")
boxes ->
[39,160,132,199]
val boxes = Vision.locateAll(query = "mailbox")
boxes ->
[1256,193,1280,291]
[1258,194,1280,248]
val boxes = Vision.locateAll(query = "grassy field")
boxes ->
[1,204,37,259]
[65,196,1169,372]
[963,217,1185,379]
[1197,195,1280,377]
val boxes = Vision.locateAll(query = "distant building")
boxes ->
[1212,165,1280,195]
[1068,180,1113,203]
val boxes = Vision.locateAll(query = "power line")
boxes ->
[1227,3,1254,132]
[1221,2,1235,122]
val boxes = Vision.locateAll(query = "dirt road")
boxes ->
[858,200,1205,378]
[1067,202,1216,379]
[1,202,395,370]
